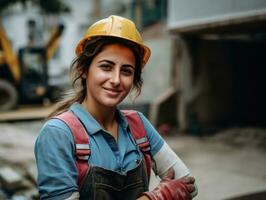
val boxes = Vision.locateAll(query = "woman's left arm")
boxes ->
[137,112,198,198]
[153,142,198,198]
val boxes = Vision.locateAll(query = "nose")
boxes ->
[110,69,120,86]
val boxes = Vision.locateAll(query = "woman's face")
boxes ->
[84,43,136,108]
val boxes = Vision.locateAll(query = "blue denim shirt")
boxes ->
[34,103,164,200]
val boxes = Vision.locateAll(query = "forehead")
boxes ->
[94,43,136,62]
[101,43,134,53]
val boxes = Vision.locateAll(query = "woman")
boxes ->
[34,15,197,200]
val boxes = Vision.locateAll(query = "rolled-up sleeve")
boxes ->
[34,120,78,200]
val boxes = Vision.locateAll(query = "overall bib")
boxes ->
[79,159,149,200]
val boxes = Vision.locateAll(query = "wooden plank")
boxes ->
[0,104,56,121]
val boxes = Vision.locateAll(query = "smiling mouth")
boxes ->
[103,87,122,95]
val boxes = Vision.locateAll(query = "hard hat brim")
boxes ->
[75,35,151,68]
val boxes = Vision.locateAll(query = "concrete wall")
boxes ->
[174,36,266,132]
[123,36,172,104]
[175,37,233,131]
[168,0,266,31]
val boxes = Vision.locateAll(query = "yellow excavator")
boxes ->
[0,23,64,111]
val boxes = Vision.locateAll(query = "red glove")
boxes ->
[143,168,195,200]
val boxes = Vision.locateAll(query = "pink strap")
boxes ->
[122,110,152,180]
[53,112,90,186]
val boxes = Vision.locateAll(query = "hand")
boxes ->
[143,168,195,200]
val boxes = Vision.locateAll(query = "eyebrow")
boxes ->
[98,60,115,65]
[98,59,135,69]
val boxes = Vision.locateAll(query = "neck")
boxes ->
[82,98,117,131]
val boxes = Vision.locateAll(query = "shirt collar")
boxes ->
[69,102,129,135]
[115,109,130,130]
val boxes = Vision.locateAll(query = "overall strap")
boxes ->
[121,110,152,180]
[53,111,90,187]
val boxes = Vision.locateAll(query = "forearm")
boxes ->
[153,142,198,198]
[154,142,190,179]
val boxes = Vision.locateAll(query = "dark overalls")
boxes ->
[79,159,149,200]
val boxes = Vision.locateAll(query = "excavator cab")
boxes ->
[18,47,48,102]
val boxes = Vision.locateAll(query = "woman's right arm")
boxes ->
[34,120,79,200]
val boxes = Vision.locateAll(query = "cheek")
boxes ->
[123,77,134,90]
[88,69,107,84]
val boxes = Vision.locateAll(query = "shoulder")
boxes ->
[120,109,154,131]
[135,111,149,122]
[41,117,71,134]
[34,116,76,163]
[122,110,164,155]
[120,109,152,131]
[36,116,74,146]
[120,109,149,122]
[133,111,155,132]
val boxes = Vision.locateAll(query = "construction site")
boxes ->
[0,0,266,200]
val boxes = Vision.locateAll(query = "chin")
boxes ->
[101,94,127,107]
[103,98,127,107]
[101,99,123,108]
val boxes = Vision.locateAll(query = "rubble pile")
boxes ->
[0,122,41,200]
[0,165,38,200]
[210,127,266,150]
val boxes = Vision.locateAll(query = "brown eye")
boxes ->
[121,67,134,76]
[100,64,112,71]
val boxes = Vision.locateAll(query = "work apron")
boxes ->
[79,159,149,200]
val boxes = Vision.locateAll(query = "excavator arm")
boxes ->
[0,23,20,82]
[45,23,64,60]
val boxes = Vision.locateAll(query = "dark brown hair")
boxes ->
[49,36,144,117]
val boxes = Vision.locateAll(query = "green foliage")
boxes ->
[0,0,70,14]
[39,0,70,14]
[0,0,26,12]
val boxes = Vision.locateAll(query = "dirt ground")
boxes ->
[0,120,265,200]
[164,130,266,200]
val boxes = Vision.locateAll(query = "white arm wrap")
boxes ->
[154,142,190,179]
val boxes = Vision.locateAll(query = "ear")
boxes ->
[77,65,87,79]
[81,72,87,79]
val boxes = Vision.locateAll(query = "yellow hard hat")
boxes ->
[75,15,151,67]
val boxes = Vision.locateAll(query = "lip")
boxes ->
[103,87,122,96]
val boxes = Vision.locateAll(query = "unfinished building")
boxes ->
[167,0,266,133]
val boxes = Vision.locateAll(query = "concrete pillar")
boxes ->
[174,37,200,132]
